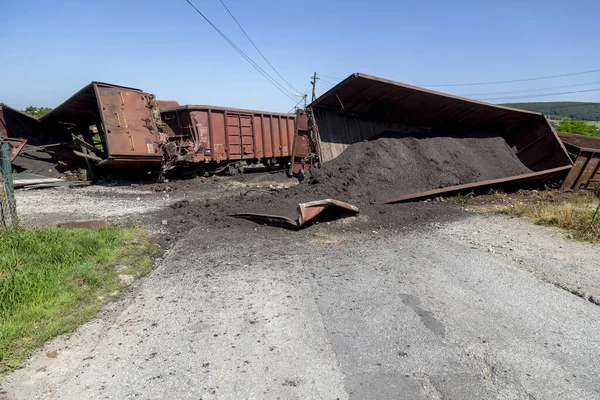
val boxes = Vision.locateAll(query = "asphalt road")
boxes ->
[4,214,600,399]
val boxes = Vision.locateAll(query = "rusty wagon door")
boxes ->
[226,112,254,159]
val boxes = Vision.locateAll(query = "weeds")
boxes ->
[0,226,160,375]
[447,191,474,204]
[504,192,600,242]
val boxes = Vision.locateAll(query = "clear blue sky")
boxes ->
[1,0,599,112]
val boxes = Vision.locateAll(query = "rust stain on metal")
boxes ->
[377,166,572,204]
[231,199,359,229]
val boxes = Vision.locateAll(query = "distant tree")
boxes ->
[556,118,598,136]
[23,106,53,117]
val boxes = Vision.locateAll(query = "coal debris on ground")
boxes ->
[152,131,529,237]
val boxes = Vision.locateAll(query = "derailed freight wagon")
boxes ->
[39,81,165,173]
[290,73,574,201]
[160,105,296,174]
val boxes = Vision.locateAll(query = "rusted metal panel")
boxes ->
[0,103,48,146]
[261,115,274,158]
[558,132,600,190]
[558,132,600,150]
[160,105,296,165]
[576,155,600,188]
[157,100,180,110]
[231,199,359,229]
[310,73,572,172]
[94,84,162,160]
[561,151,600,190]
[378,166,572,204]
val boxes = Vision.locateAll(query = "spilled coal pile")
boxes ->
[156,131,532,234]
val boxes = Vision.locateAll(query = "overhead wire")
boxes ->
[217,0,302,95]
[476,87,600,101]
[287,95,306,113]
[185,0,297,101]
[318,78,337,86]
[317,74,344,80]
[421,68,600,87]
[459,80,600,97]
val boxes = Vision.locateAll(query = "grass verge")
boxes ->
[0,226,161,375]
[502,191,600,242]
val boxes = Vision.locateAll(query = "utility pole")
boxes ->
[311,72,318,103]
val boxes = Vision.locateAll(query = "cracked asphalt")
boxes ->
[3,213,600,399]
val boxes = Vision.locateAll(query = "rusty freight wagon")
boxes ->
[160,105,296,173]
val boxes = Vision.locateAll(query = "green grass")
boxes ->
[505,192,600,243]
[0,226,160,375]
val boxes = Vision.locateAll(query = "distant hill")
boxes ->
[500,102,600,121]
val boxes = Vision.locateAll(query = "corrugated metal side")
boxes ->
[314,109,428,163]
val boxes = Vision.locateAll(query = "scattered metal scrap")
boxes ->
[13,172,89,189]
[559,132,600,191]
[231,199,358,229]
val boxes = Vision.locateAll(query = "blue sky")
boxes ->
[1,0,599,112]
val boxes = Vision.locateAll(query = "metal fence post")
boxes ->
[0,140,17,229]
[1,141,14,190]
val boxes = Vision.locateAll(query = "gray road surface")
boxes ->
[4,214,600,399]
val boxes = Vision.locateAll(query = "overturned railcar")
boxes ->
[290,73,573,199]
[160,105,296,172]
[40,82,165,171]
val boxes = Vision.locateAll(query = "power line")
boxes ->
[476,87,600,101]
[217,0,302,95]
[318,78,338,86]
[287,95,306,113]
[318,74,344,80]
[422,68,600,88]
[185,0,297,101]
[460,80,600,97]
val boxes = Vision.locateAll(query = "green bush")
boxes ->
[556,118,598,136]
